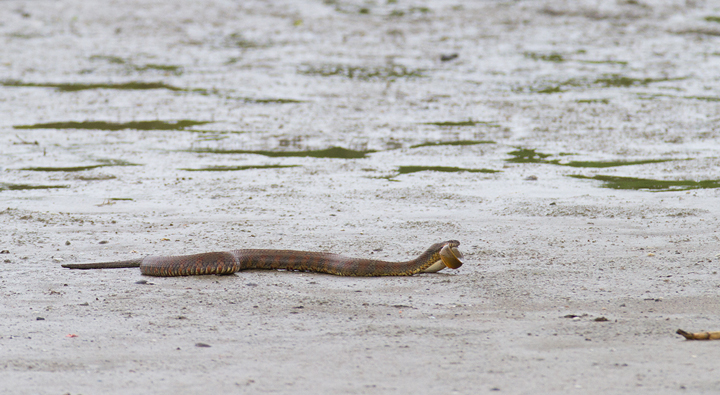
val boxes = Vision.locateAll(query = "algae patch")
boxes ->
[181,165,299,172]
[506,149,677,168]
[528,74,687,94]
[410,140,495,149]
[2,79,302,103]
[19,159,139,172]
[89,55,184,75]
[506,148,553,164]
[190,147,372,159]
[524,52,565,62]
[561,159,675,168]
[569,175,720,192]
[593,75,686,88]
[422,120,499,128]
[0,183,69,191]
[14,120,209,131]
[397,166,500,175]
[1,80,184,92]
[299,64,423,80]
[20,165,107,172]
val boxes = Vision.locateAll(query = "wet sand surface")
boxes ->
[2,0,720,393]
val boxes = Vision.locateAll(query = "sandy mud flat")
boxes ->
[1,0,720,393]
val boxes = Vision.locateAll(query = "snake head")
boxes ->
[439,244,464,269]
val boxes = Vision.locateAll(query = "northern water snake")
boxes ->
[62,240,464,277]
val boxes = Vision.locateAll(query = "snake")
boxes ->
[61,240,464,277]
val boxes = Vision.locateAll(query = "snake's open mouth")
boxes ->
[421,243,464,273]
[440,245,464,269]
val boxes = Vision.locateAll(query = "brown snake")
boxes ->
[62,240,464,277]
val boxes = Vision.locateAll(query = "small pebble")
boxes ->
[36,317,45,321]
[195,342,211,348]
[99,240,109,244]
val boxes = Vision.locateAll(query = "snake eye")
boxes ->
[439,245,464,269]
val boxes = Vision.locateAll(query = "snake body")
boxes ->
[62,240,464,277]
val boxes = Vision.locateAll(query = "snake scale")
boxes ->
[62,240,464,277]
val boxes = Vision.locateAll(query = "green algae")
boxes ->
[134,64,183,74]
[561,159,675,168]
[0,183,69,191]
[684,96,720,102]
[1,80,184,92]
[577,98,610,104]
[410,140,495,149]
[3,79,301,103]
[507,149,678,168]
[14,120,209,131]
[528,74,686,94]
[299,64,423,80]
[506,149,553,164]
[397,166,500,175]
[190,146,372,159]
[20,165,107,172]
[525,52,565,62]
[247,98,304,104]
[593,75,686,88]
[180,165,299,172]
[422,120,499,127]
[569,175,720,192]
[19,159,139,172]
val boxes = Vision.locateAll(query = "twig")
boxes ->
[677,329,720,340]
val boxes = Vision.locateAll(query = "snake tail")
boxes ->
[61,259,143,269]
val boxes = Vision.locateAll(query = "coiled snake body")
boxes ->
[62,240,464,277]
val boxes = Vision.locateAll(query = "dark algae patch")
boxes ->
[577,98,610,104]
[20,165,106,172]
[95,159,140,166]
[89,55,184,74]
[191,147,372,159]
[134,64,183,74]
[525,52,628,65]
[410,140,495,148]
[1,80,184,92]
[422,120,499,127]
[506,149,677,168]
[569,175,720,192]
[3,80,303,102]
[684,96,720,102]
[593,75,687,88]
[181,165,299,172]
[561,159,675,168]
[14,120,209,131]
[0,183,69,191]
[506,148,553,164]
[397,166,500,175]
[19,159,139,172]
[299,64,423,80]
[525,52,565,62]
[247,98,304,104]
[529,74,686,94]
